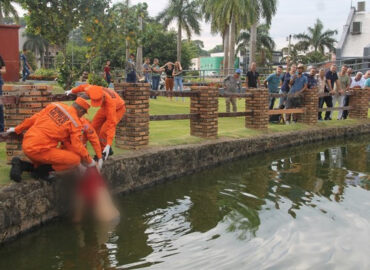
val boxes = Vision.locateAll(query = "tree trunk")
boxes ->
[228,16,236,74]
[223,25,230,76]
[45,45,49,69]
[125,39,130,61]
[0,6,3,24]
[249,21,258,66]
[136,16,143,75]
[177,22,182,62]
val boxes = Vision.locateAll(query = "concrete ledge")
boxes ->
[1,122,370,244]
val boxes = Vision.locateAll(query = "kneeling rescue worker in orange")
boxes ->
[7,98,100,182]
[66,84,126,160]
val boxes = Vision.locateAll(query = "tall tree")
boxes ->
[135,3,148,74]
[203,0,250,74]
[294,19,337,54]
[248,0,277,65]
[157,0,201,62]
[22,32,49,67]
[237,24,275,66]
[0,0,19,24]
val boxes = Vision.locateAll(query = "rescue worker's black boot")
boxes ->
[10,157,23,183]
[33,164,54,183]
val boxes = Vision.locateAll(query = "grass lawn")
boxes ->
[0,95,368,186]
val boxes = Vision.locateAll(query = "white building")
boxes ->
[336,1,370,60]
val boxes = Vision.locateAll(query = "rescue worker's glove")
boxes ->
[88,160,96,167]
[6,127,15,133]
[65,90,73,96]
[103,145,111,161]
[98,158,103,171]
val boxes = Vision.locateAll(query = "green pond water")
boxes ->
[1,136,370,270]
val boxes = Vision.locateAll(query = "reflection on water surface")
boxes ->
[1,136,370,269]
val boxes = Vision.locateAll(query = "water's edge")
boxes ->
[1,123,370,244]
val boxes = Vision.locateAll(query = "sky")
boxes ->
[127,0,370,50]
[15,0,370,50]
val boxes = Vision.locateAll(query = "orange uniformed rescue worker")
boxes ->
[7,98,96,182]
[66,84,126,160]
[63,117,103,169]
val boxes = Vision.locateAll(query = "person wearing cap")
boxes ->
[67,84,126,160]
[6,98,96,182]
[286,64,308,123]
[223,69,241,113]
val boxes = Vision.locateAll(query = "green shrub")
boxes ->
[87,73,108,87]
[34,68,58,77]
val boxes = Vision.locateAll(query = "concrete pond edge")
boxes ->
[1,122,370,244]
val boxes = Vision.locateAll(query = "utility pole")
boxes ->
[287,34,292,56]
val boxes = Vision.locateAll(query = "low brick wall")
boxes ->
[1,123,370,244]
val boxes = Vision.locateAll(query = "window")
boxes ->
[351,22,362,34]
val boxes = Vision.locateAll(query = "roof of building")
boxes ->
[337,5,370,59]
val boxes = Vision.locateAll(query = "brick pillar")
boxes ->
[3,84,52,162]
[301,88,318,125]
[115,83,150,149]
[349,89,369,120]
[245,88,269,130]
[190,85,218,138]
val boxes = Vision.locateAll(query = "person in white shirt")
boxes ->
[350,72,365,89]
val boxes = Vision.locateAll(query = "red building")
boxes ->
[0,24,20,82]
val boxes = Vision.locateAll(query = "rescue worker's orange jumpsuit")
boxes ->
[71,84,126,148]
[14,103,93,171]
[63,118,102,160]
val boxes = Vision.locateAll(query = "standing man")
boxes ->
[223,69,241,113]
[151,58,161,99]
[334,65,351,120]
[67,84,126,160]
[125,53,136,83]
[286,64,308,123]
[103,60,111,85]
[0,54,5,132]
[20,49,32,82]
[246,62,260,89]
[142,57,151,84]
[264,66,283,109]
[320,64,339,121]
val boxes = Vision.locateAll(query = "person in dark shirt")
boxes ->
[304,66,318,89]
[0,55,5,132]
[103,60,111,85]
[246,62,260,88]
[20,49,32,82]
[280,63,297,107]
[319,65,339,120]
[161,62,175,100]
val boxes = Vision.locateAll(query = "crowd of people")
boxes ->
[106,54,185,101]
[223,61,370,123]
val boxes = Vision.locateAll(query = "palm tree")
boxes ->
[237,24,275,66]
[248,0,277,65]
[294,19,337,54]
[202,0,250,74]
[23,32,49,68]
[135,3,148,74]
[0,0,19,24]
[157,0,201,62]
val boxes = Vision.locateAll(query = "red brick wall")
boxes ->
[0,25,20,82]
